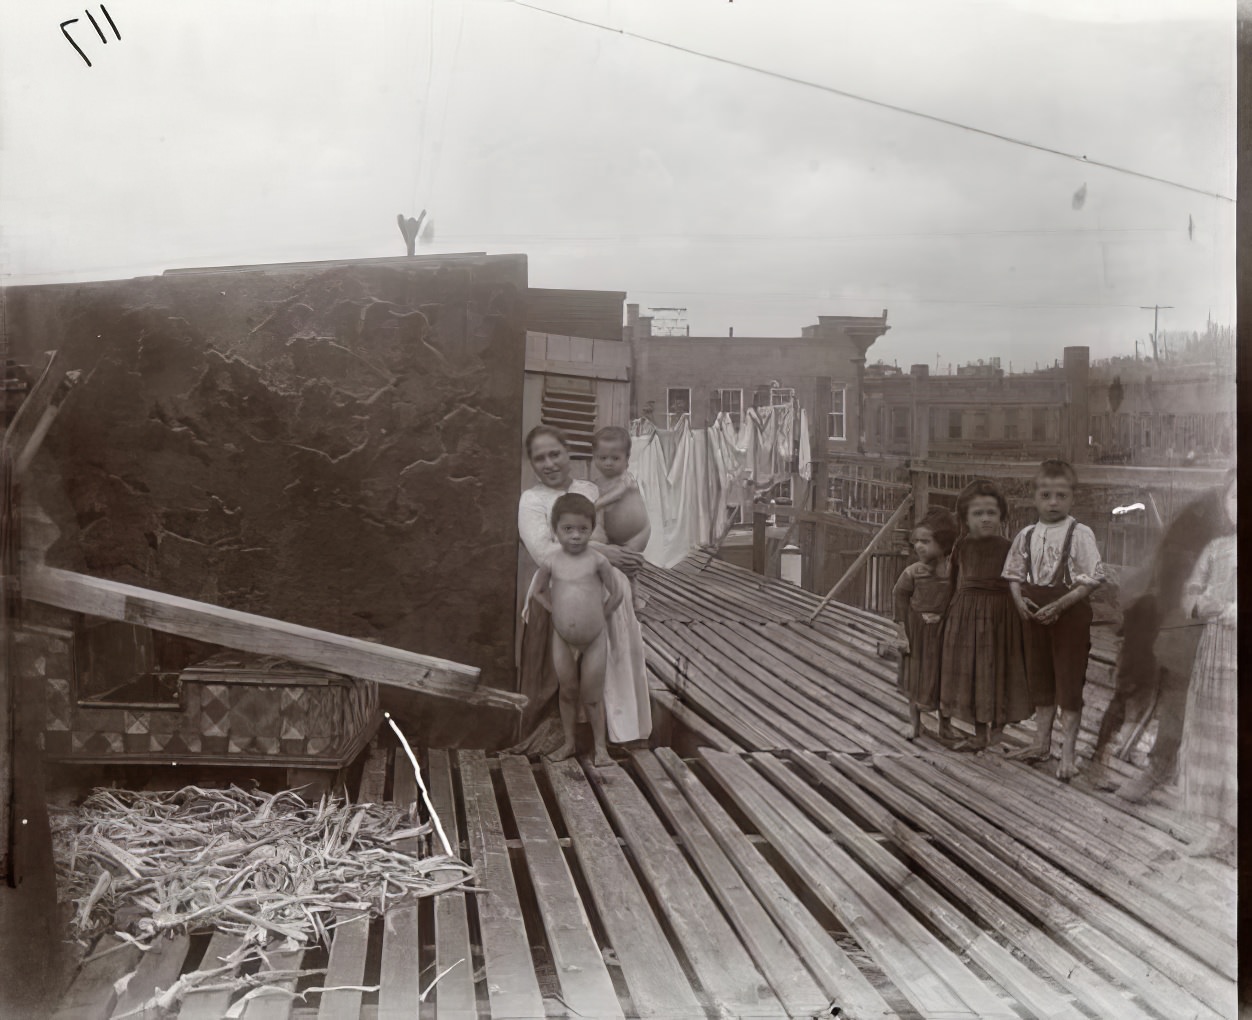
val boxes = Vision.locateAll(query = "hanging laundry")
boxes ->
[799,408,814,481]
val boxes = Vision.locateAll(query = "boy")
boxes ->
[592,426,652,611]
[532,493,622,767]
[1003,459,1105,781]
[591,427,651,553]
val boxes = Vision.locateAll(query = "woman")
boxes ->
[514,425,651,755]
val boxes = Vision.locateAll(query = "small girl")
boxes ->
[1176,470,1237,858]
[892,508,960,741]
[938,480,1032,751]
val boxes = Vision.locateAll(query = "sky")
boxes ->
[0,0,1235,371]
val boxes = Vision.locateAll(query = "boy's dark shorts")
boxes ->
[1021,582,1093,712]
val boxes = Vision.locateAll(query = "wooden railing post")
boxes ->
[752,509,767,575]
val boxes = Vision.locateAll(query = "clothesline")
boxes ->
[628,404,815,568]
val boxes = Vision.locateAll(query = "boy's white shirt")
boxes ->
[1002,515,1105,588]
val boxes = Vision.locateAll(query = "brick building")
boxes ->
[625,305,891,462]
[860,347,1091,463]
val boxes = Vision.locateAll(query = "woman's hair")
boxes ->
[525,424,568,458]
[955,479,1009,531]
[913,507,959,554]
[551,492,596,529]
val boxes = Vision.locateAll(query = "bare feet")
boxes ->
[1057,748,1077,782]
[1116,771,1160,803]
[900,724,920,742]
[1006,744,1050,763]
[591,749,614,768]
[951,736,987,753]
[1085,758,1118,791]
[548,742,577,763]
[937,721,960,743]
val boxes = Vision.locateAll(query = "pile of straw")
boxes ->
[52,785,474,948]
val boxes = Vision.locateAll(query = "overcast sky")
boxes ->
[0,0,1235,370]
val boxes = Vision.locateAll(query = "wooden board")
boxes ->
[542,759,702,1018]
[650,748,896,1020]
[240,943,305,1020]
[53,936,143,1020]
[316,912,371,1020]
[24,566,529,710]
[458,750,545,1020]
[497,755,623,1020]
[628,750,829,1017]
[179,933,247,1020]
[110,934,192,1019]
[588,760,779,1017]
[426,749,476,1020]
[377,750,421,1020]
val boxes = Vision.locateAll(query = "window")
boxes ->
[713,388,743,428]
[891,406,909,443]
[828,384,847,440]
[1031,407,1047,442]
[948,410,963,440]
[666,387,691,429]
[973,411,989,439]
[770,387,796,407]
[1004,407,1020,440]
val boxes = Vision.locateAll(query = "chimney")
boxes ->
[1063,346,1091,463]
[729,327,734,338]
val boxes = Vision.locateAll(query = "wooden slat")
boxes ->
[241,943,305,1020]
[54,936,143,1020]
[650,748,896,1020]
[795,751,1147,1020]
[700,748,1007,1020]
[629,751,829,1017]
[427,750,476,1020]
[378,751,420,1020]
[497,755,622,1019]
[23,567,525,710]
[317,912,371,1020]
[110,934,192,1019]
[753,753,1089,1020]
[356,738,389,805]
[589,761,781,1017]
[457,750,544,1020]
[179,933,247,1020]
[542,759,702,1018]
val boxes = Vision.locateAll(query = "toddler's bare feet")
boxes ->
[548,742,577,763]
[591,748,614,768]
[937,721,959,743]
[900,724,919,741]
[1057,748,1077,782]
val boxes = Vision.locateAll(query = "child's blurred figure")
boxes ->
[892,507,960,741]
[1176,472,1237,858]
[1003,460,1104,781]
[531,493,623,767]
[938,480,1032,751]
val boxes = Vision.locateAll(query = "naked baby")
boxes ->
[531,492,623,767]
[592,426,651,612]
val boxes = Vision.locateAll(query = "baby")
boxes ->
[532,493,622,767]
[592,427,651,553]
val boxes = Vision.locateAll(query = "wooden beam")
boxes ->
[524,357,630,382]
[807,493,912,623]
[24,566,527,712]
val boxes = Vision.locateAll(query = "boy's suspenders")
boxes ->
[1023,520,1078,588]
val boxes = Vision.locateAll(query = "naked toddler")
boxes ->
[532,493,622,767]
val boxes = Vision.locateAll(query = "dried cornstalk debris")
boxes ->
[52,785,475,949]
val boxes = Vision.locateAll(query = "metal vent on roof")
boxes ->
[542,380,597,459]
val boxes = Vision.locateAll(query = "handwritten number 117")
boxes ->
[61,6,120,67]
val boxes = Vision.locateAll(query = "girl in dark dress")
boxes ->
[892,508,960,741]
[938,480,1031,751]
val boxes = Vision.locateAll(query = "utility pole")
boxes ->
[1139,305,1173,360]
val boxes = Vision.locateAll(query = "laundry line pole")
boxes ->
[807,492,913,624]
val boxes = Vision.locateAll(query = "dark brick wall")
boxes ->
[5,255,528,690]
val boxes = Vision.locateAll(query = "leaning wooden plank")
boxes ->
[109,934,192,1020]
[628,751,829,1018]
[179,933,248,1020]
[355,738,390,805]
[497,756,623,1019]
[240,942,305,1020]
[25,566,523,710]
[378,751,421,1020]
[458,751,545,1020]
[700,749,1007,1020]
[794,751,1146,1020]
[588,760,781,1018]
[651,747,896,1020]
[647,685,745,754]
[316,912,371,1020]
[427,750,476,1020]
[542,759,702,1018]
[53,935,143,1020]
[892,753,1236,994]
[753,753,1087,1020]
[865,754,1228,1020]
